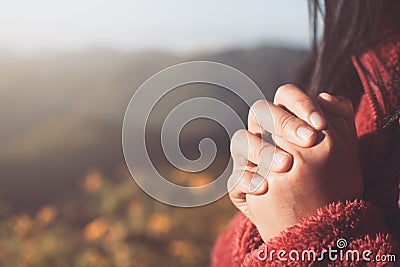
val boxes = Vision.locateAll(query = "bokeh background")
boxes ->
[0,1,311,266]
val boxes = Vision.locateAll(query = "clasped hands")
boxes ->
[228,84,363,242]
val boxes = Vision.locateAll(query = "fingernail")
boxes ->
[273,152,287,165]
[296,126,314,141]
[319,92,339,101]
[248,174,264,193]
[309,111,325,129]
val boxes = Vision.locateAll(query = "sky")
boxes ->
[0,0,310,53]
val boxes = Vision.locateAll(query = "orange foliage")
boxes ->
[36,205,57,226]
[83,218,109,242]
[187,175,213,187]
[84,169,103,192]
[11,215,33,239]
[148,213,172,235]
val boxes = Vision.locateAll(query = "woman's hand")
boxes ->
[228,84,363,242]
[228,84,326,222]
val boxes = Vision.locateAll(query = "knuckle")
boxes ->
[297,96,315,110]
[230,129,247,151]
[275,84,297,101]
[227,174,238,191]
[260,142,273,154]
[257,143,273,161]
[250,99,268,113]
[228,171,246,190]
[276,84,295,95]
[229,172,248,192]
[249,100,270,127]
[231,129,247,142]
[279,115,297,133]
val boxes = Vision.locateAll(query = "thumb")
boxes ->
[317,92,357,136]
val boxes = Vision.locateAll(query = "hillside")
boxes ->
[0,46,309,267]
[0,46,308,210]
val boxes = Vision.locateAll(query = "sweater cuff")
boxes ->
[234,199,395,266]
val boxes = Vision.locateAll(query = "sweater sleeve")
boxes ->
[212,201,399,266]
[242,200,399,266]
[211,212,242,267]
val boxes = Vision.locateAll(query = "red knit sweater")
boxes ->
[212,32,400,266]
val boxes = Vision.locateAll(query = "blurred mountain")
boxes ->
[0,46,308,211]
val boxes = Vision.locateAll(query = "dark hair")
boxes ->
[302,0,400,126]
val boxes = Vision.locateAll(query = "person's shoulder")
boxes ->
[353,29,400,116]
[359,28,400,71]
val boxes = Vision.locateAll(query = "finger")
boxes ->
[318,93,357,137]
[231,129,293,174]
[248,100,317,147]
[324,112,351,141]
[274,84,326,130]
[228,170,268,198]
[227,170,268,217]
